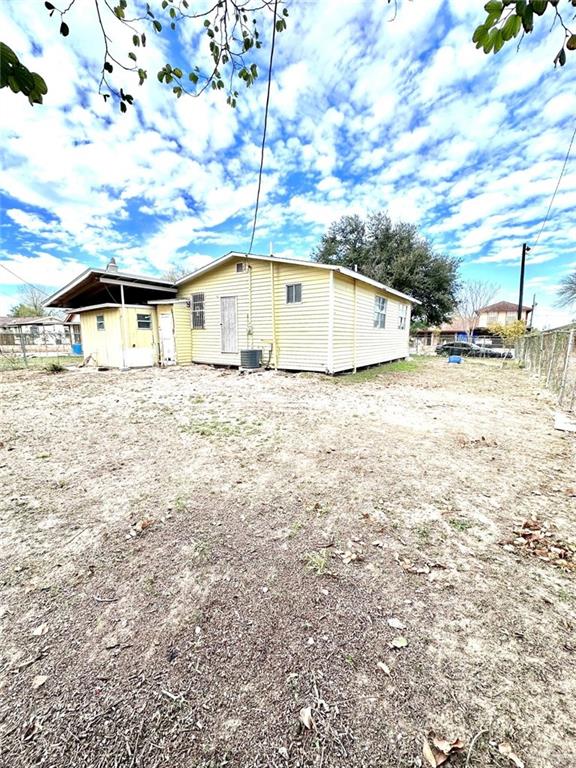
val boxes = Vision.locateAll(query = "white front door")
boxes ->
[220,296,238,354]
[159,312,176,365]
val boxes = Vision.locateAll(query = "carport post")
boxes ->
[120,284,127,369]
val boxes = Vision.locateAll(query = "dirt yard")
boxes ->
[1,358,575,768]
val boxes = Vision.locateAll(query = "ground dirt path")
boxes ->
[0,357,575,768]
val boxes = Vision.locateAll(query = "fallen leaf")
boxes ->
[377,661,390,675]
[299,706,314,730]
[389,636,408,649]
[32,675,48,690]
[387,617,406,630]
[423,739,437,767]
[498,741,525,768]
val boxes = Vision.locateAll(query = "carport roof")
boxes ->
[44,269,177,309]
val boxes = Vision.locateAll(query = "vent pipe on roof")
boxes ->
[106,257,119,273]
[354,264,358,272]
[269,241,274,257]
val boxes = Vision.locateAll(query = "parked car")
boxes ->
[435,341,513,359]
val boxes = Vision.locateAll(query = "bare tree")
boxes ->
[558,271,576,309]
[456,280,499,340]
[161,264,190,282]
[9,285,48,317]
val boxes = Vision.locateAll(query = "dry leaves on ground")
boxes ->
[498,740,525,768]
[501,518,576,571]
[423,734,464,767]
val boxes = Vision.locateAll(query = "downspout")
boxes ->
[120,284,127,369]
[270,261,278,368]
[353,278,357,373]
[327,270,335,374]
[247,264,253,347]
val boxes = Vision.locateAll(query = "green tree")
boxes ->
[557,270,576,308]
[312,212,460,326]
[1,0,287,112]
[473,1,576,67]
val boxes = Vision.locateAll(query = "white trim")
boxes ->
[99,277,176,292]
[175,251,421,304]
[148,299,189,305]
[72,303,152,313]
[327,270,334,374]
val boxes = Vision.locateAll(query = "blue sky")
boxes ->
[0,0,575,327]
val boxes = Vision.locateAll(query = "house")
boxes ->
[45,252,419,373]
[0,315,82,355]
[413,300,533,351]
[476,301,532,328]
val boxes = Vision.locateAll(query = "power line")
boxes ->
[247,0,279,255]
[0,262,51,296]
[532,123,576,248]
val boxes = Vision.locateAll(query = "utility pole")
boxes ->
[518,242,530,321]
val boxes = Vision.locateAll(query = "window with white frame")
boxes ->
[191,293,205,329]
[398,303,408,329]
[373,296,387,328]
[96,314,105,331]
[286,283,302,304]
[236,262,247,273]
[137,313,152,330]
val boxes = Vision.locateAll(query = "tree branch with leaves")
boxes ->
[1,0,288,112]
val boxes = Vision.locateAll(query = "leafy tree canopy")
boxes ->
[1,0,287,112]
[312,212,460,326]
[473,0,576,67]
[9,303,45,318]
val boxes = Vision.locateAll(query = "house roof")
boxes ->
[478,301,532,314]
[44,268,177,308]
[176,252,421,304]
[0,315,63,327]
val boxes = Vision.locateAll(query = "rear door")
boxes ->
[220,296,238,354]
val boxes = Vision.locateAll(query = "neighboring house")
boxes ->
[476,301,532,328]
[45,252,419,373]
[414,301,533,350]
[0,315,82,354]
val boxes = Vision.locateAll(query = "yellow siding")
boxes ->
[333,276,410,372]
[172,304,192,364]
[79,306,158,368]
[177,258,273,367]
[79,308,122,367]
[273,263,330,372]
[122,307,157,367]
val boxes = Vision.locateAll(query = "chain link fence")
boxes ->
[516,325,576,413]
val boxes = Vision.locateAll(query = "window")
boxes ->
[398,303,408,330]
[373,296,387,328]
[96,314,105,331]
[487,313,498,326]
[286,283,302,304]
[236,262,247,273]
[137,313,152,330]
[192,293,205,329]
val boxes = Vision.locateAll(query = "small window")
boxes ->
[236,262,247,273]
[398,304,408,330]
[286,283,302,304]
[487,313,498,326]
[137,313,152,330]
[192,293,205,329]
[373,296,387,329]
[96,314,105,331]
